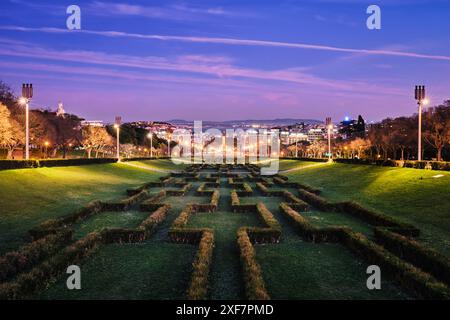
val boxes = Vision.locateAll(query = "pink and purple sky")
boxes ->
[1,0,450,123]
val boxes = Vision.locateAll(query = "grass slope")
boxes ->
[0,160,172,254]
[281,160,450,256]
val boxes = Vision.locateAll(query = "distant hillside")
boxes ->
[168,118,322,128]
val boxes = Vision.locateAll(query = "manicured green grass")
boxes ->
[38,242,196,300]
[284,161,450,256]
[0,160,172,254]
[73,210,150,239]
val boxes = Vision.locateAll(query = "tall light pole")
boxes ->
[147,132,153,158]
[326,117,332,162]
[414,86,428,161]
[114,116,121,162]
[21,84,33,160]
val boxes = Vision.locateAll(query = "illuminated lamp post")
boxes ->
[414,85,429,161]
[114,116,121,161]
[20,83,33,160]
[44,141,49,159]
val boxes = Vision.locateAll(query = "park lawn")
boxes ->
[284,161,450,256]
[0,160,174,254]
[278,159,328,172]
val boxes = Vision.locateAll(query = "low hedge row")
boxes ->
[166,183,191,196]
[237,228,270,300]
[335,201,420,237]
[298,189,334,211]
[186,230,215,300]
[0,158,117,170]
[282,191,308,211]
[196,183,215,196]
[297,190,420,236]
[99,204,172,244]
[236,183,253,197]
[255,182,269,195]
[256,203,281,234]
[0,229,73,283]
[140,190,167,211]
[101,189,150,211]
[0,232,102,299]
[296,182,321,195]
[190,190,220,213]
[334,158,450,171]
[28,200,105,240]
[279,203,343,243]
[374,228,450,286]
[340,230,450,300]
[278,203,449,299]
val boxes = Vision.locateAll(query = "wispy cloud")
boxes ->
[2,26,450,62]
[88,1,235,21]
[0,39,406,97]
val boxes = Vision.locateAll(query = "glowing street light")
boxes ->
[415,85,427,161]
[147,132,153,158]
[114,116,121,161]
[325,117,333,162]
[21,84,33,160]
[44,141,49,159]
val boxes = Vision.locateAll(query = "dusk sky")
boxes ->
[1,0,450,123]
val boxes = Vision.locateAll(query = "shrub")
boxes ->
[0,229,73,282]
[0,160,37,170]
[187,230,214,300]
[101,189,150,211]
[237,228,270,300]
[298,189,333,211]
[28,200,104,240]
[340,230,450,300]
[334,201,420,237]
[374,228,450,286]
[0,232,102,299]
[282,191,308,211]
[255,182,269,195]
[279,203,343,243]
[231,190,240,211]
[140,190,167,211]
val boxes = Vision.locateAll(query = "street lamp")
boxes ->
[414,85,427,161]
[21,83,33,160]
[325,117,333,162]
[44,141,49,159]
[114,116,121,162]
[147,132,153,158]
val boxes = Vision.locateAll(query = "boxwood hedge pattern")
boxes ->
[1,163,449,300]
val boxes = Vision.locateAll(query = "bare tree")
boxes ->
[424,102,450,161]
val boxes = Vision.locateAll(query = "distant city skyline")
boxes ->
[1,0,450,123]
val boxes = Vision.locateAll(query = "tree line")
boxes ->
[0,81,167,159]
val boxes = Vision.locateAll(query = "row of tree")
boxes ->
[285,101,450,161]
[0,81,169,159]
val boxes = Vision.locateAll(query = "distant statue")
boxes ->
[56,101,65,118]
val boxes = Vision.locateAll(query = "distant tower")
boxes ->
[56,101,65,117]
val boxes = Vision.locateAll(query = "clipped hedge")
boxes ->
[28,200,104,240]
[140,190,167,211]
[340,230,450,300]
[237,228,270,300]
[0,229,73,282]
[187,230,215,300]
[101,189,150,211]
[0,232,102,299]
[335,201,420,237]
[374,228,450,286]
[236,183,253,197]
[279,203,343,243]
[334,158,450,171]
[298,189,333,211]
[0,160,37,170]
[0,158,118,170]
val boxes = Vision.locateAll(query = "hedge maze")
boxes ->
[0,163,449,300]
